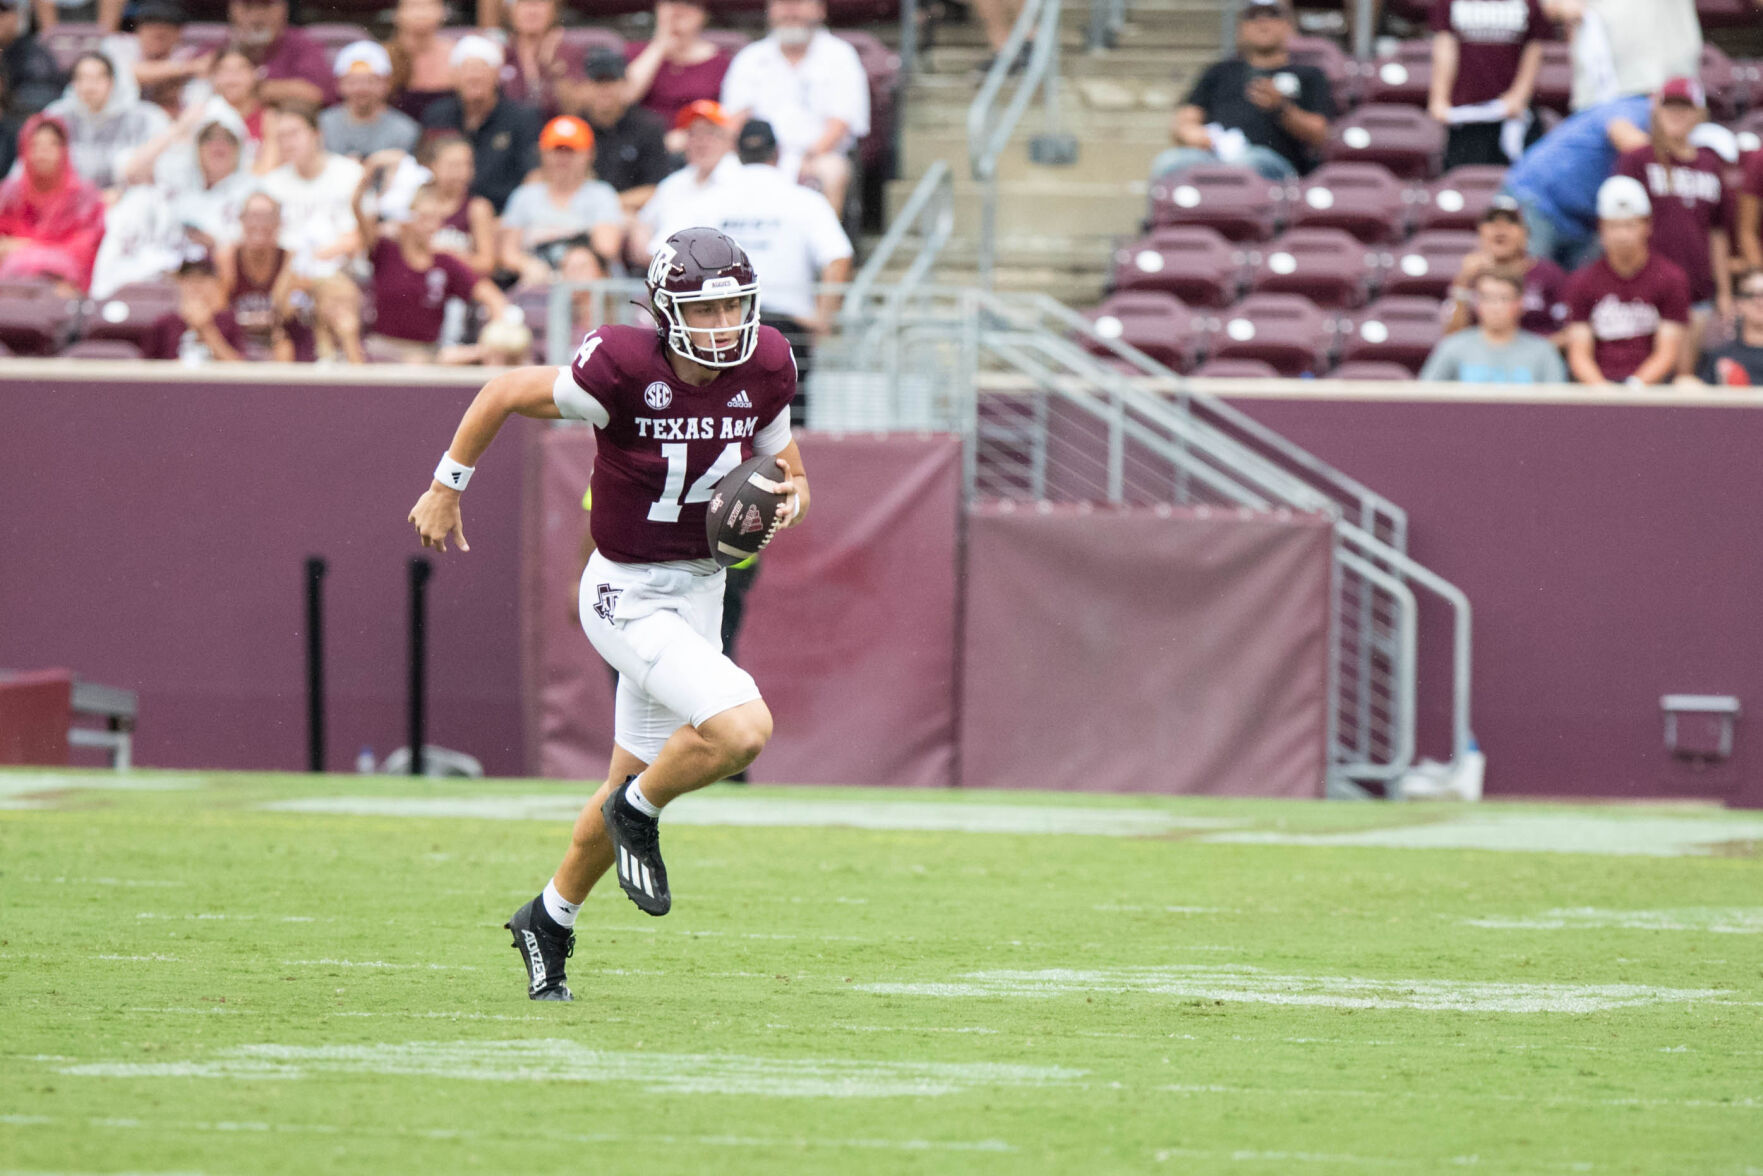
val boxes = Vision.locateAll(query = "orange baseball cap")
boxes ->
[539,116,594,153]
[673,99,732,131]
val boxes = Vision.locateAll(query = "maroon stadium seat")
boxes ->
[1289,161,1409,244]
[303,23,373,60]
[1382,229,1479,299]
[1248,227,1381,310]
[1413,164,1509,233]
[0,280,78,356]
[1701,44,1747,123]
[1147,165,1286,243]
[1534,41,1574,114]
[1339,296,1446,374]
[1697,0,1758,26]
[556,27,626,60]
[1288,34,1359,112]
[1108,226,1246,309]
[40,22,102,71]
[1327,360,1418,381]
[1326,104,1445,180]
[701,29,753,56]
[1190,357,1281,380]
[82,281,183,353]
[60,338,145,361]
[1362,40,1433,108]
[1206,293,1334,378]
[1081,291,1200,373]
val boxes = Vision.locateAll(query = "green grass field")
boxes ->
[3,769,1761,1175]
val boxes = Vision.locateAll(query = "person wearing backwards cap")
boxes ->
[1562,174,1691,386]
[498,113,623,290]
[420,33,541,214]
[1443,194,1568,342]
[634,98,739,256]
[569,45,669,216]
[320,41,420,160]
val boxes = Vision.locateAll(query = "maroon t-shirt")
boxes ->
[260,28,337,107]
[1430,0,1549,106]
[562,322,796,564]
[1746,152,1763,199]
[1518,256,1568,336]
[627,43,734,129]
[1565,253,1691,383]
[367,237,477,343]
[1615,146,1733,304]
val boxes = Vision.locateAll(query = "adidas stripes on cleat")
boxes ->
[602,777,671,916]
[505,897,575,1001]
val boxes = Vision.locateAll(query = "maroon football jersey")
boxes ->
[557,323,797,564]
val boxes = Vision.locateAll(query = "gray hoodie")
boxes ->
[45,82,169,189]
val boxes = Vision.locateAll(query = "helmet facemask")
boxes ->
[655,279,762,369]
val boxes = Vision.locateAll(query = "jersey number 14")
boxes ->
[648,441,743,523]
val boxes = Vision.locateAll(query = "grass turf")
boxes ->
[1,769,1759,1175]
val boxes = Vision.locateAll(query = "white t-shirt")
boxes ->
[641,152,743,241]
[675,163,852,322]
[258,154,365,278]
[501,178,623,248]
[1570,0,1701,110]
[720,30,870,178]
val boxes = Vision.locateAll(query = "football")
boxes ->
[705,454,790,568]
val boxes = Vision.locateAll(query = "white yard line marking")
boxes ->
[263,793,1237,837]
[22,876,186,887]
[97,954,181,962]
[1203,813,1763,857]
[0,771,202,809]
[1463,907,1763,934]
[125,1007,251,1016]
[856,966,1732,1013]
[1152,1146,1609,1171]
[1158,1081,1762,1112]
[57,1040,1085,1098]
[279,959,480,971]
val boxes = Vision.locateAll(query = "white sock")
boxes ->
[542,879,581,929]
[625,774,661,818]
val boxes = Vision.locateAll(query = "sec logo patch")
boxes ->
[644,381,673,410]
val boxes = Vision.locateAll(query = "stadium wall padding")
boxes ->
[956,504,1333,797]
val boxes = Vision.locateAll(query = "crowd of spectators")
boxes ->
[1146,0,1763,387]
[0,0,860,366]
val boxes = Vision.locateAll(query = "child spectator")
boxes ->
[626,0,733,148]
[1443,195,1569,340]
[1420,270,1568,383]
[1563,175,1690,385]
[498,114,622,288]
[321,41,421,160]
[45,52,168,195]
[0,113,105,293]
[1426,0,1548,169]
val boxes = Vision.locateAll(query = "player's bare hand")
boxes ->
[408,484,470,553]
[772,457,808,528]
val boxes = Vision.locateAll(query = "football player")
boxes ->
[408,227,809,1000]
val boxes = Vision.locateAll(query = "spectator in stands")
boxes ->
[1694,271,1763,386]
[1444,195,1569,341]
[228,0,333,110]
[259,100,365,362]
[685,118,852,421]
[1613,78,1735,375]
[0,113,105,293]
[201,190,312,361]
[420,34,541,215]
[206,47,271,167]
[0,0,66,123]
[1426,0,1548,169]
[1542,0,1700,112]
[413,131,497,276]
[720,0,869,215]
[1151,0,1333,183]
[626,0,733,149]
[1501,93,1649,269]
[100,1,208,115]
[45,52,169,196]
[635,98,738,256]
[1740,152,1762,276]
[496,0,571,118]
[498,114,622,289]
[386,0,457,123]
[1563,175,1689,386]
[570,47,669,217]
[1420,270,1568,383]
[970,0,1028,75]
[30,0,123,33]
[321,42,421,161]
[352,154,511,363]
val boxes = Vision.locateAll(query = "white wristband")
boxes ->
[434,452,475,492]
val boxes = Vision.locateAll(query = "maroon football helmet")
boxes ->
[646,227,763,368]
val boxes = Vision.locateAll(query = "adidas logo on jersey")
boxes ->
[727,390,753,408]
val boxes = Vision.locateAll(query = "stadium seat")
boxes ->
[1206,293,1334,378]
[701,29,753,55]
[39,22,102,71]
[1108,226,1246,309]
[566,0,651,16]
[1247,227,1381,310]
[60,339,145,361]
[1326,104,1445,180]
[1382,229,1479,299]
[1189,356,1281,379]
[1697,0,1759,26]
[1289,161,1409,244]
[1147,165,1285,243]
[556,26,625,60]
[1413,165,1509,233]
[303,23,372,63]
[1362,40,1433,108]
[183,23,232,57]
[1700,44,1747,123]
[0,278,78,356]
[1534,42,1574,114]
[81,281,183,353]
[1081,291,1200,373]
[1288,34,1359,112]
[1327,360,1418,381]
[1339,296,1446,374]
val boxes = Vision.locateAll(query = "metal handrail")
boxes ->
[841,159,954,325]
[966,0,1065,287]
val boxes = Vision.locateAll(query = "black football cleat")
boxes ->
[505,897,575,1001]
[602,777,671,916]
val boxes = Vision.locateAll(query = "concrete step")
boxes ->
[884,176,1146,239]
[903,89,1177,133]
[901,131,1161,182]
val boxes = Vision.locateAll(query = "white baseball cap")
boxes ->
[333,40,392,78]
[449,33,504,71]
[1596,175,1651,221]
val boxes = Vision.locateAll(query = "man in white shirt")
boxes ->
[636,99,742,256]
[719,0,868,216]
[676,118,852,424]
